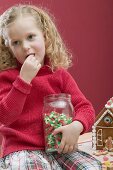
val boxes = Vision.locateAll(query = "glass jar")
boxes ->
[43,93,74,152]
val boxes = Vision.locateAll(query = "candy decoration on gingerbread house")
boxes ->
[92,97,113,151]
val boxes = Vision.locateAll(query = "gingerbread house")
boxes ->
[92,97,113,151]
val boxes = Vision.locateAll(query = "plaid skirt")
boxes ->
[0,149,102,170]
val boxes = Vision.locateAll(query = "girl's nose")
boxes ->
[22,41,30,50]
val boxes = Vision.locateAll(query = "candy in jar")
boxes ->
[43,93,74,152]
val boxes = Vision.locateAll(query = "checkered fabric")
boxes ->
[0,150,102,170]
[54,150,102,170]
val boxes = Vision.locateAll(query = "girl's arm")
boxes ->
[0,55,41,126]
[53,68,95,153]
[60,68,95,133]
[0,70,32,125]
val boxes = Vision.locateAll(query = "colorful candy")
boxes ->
[103,156,113,170]
[44,111,72,152]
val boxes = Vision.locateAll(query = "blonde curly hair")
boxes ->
[0,4,72,71]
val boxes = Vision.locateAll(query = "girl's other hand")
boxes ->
[52,121,84,154]
[20,55,41,84]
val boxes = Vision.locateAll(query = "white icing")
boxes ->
[92,126,96,150]
[92,129,96,133]
[105,97,113,108]
[105,103,113,108]
[93,136,96,140]
[92,146,96,150]
[93,141,95,144]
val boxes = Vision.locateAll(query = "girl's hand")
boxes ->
[20,55,41,84]
[52,121,83,154]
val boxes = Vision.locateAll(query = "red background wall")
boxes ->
[0,0,113,114]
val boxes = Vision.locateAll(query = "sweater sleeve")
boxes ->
[60,69,95,133]
[0,70,32,125]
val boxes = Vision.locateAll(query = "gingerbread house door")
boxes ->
[96,128,103,149]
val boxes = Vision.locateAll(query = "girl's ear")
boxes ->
[5,39,9,47]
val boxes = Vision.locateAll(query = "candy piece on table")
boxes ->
[104,161,111,167]
[93,150,108,156]
[103,156,113,170]
[103,156,109,161]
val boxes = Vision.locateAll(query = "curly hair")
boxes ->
[0,4,72,71]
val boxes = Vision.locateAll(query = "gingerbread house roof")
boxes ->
[94,97,113,127]
[94,107,113,126]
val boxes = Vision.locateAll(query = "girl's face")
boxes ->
[5,16,45,65]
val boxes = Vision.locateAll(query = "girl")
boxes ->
[0,4,101,170]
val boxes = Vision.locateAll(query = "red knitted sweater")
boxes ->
[0,65,95,157]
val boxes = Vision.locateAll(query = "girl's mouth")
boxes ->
[25,53,35,59]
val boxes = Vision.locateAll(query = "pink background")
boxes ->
[0,0,113,113]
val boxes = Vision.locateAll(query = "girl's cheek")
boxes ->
[33,42,40,48]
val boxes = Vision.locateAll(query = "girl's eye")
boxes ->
[12,41,20,46]
[28,34,35,40]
